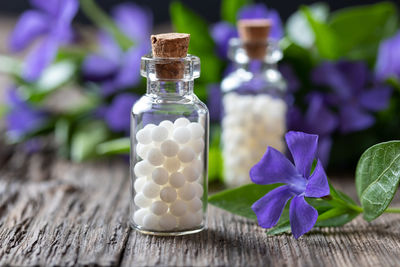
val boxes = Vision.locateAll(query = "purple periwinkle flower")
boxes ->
[375,31,400,82]
[6,89,48,140]
[250,131,330,239]
[102,93,139,134]
[288,94,338,166]
[210,4,283,59]
[207,84,223,122]
[312,61,392,133]
[82,3,152,96]
[9,0,78,81]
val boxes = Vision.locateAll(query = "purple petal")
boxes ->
[238,4,269,19]
[104,93,139,133]
[98,31,122,59]
[287,106,304,132]
[285,131,318,178]
[23,37,58,81]
[30,0,59,15]
[210,22,237,58]
[252,185,294,228]
[289,195,318,239]
[112,45,145,90]
[375,31,400,81]
[339,105,375,133]
[359,86,392,111]
[250,147,299,185]
[305,160,330,198]
[82,54,119,81]
[265,9,284,40]
[112,3,152,43]
[336,61,368,94]
[305,94,338,135]
[9,11,48,52]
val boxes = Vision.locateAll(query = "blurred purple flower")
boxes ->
[101,93,139,134]
[9,0,78,81]
[82,3,152,96]
[312,61,392,134]
[210,3,283,59]
[280,64,300,93]
[6,89,48,140]
[207,84,223,122]
[288,94,338,165]
[375,31,400,82]
[250,131,329,239]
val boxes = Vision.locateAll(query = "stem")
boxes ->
[79,0,134,51]
[384,207,400,213]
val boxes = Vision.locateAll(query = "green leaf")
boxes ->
[316,208,359,227]
[286,3,329,48]
[267,220,291,235]
[329,2,398,62]
[55,118,71,158]
[170,1,223,84]
[97,138,130,155]
[356,141,400,221]
[70,121,110,162]
[221,0,250,24]
[301,6,341,59]
[208,183,281,220]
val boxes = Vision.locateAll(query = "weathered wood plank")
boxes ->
[1,150,400,266]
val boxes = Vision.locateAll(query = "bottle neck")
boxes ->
[234,59,277,74]
[146,79,194,97]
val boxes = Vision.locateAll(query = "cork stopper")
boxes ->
[151,33,190,79]
[237,19,271,60]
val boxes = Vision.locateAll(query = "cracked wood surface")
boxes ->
[1,147,400,266]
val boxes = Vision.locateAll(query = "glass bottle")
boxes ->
[221,37,287,187]
[130,54,209,236]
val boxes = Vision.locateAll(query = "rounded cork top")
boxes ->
[151,33,190,58]
[237,19,271,43]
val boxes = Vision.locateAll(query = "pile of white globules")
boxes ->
[133,118,205,231]
[222,93,287,187]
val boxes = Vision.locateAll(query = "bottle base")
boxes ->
[131,222,205,236]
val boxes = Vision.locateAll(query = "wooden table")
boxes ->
[1,146,400,266]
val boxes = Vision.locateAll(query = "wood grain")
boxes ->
[1,149,400,266]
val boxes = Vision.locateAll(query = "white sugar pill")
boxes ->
[134,208,149,226]
[144,123,156,130]
[134,177,147,192]
[188,198,202,212]
[160,140,179,157]
[143,213,159,229]
[169,172,185,188]
[177,147,195,163]
[187,122,204,139]
[134,193,152,208]
[152,167,169,185]
[159,120,174,132]
[136,128,152,144]
[136,143,150,159]
[192,182,204,197]
[146,148,164,166]
[178,183,196,201]
[151,126,169,142]
[172,127,191,144]
[134,161,154,177]
[190,139,205,154]
[159,213,177,230]
[160,186,177,203]
[170,200,187,217]
[164,157,181,173]
[193,211,203,225]
[151,201,168,215]
[182,166,199,182]
[142,181,160,199]
[179,213,198,229]
[174,117,190,127]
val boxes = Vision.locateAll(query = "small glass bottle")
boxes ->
[221,20,287,187]
[130,33,208,236]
